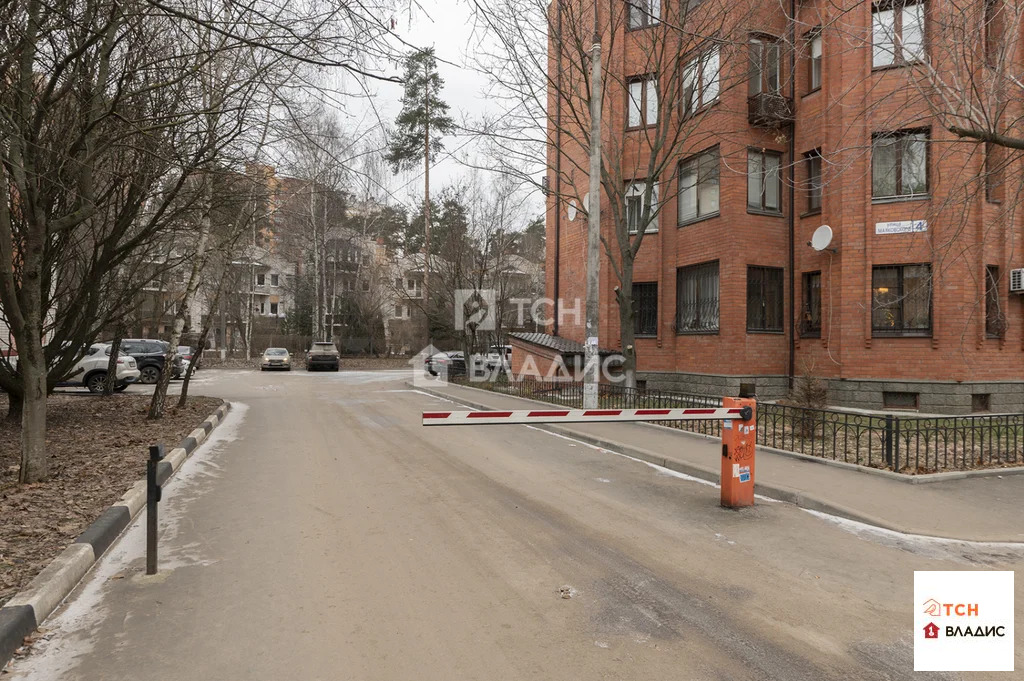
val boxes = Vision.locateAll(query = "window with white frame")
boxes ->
[625,181,659,234]
[678,147,720,224]
[872,1,925,68]
[682,46,720,116]
[747,149,783,213]
[808,30,823,90]
[627,76,658,128]
[627,0,659,29]
[270,302,279,315]
[270,274,279,287]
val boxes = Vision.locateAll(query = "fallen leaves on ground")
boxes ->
[0,393,221,607]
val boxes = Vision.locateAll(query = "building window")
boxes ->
[985,265,1004,338]
[270,274,279,287]
[749,36,782,95]
[632,282,658,336]
[805,149,823,212]
[627,76,658,128]
[872,1,925,68]
[678,147,719,224]
[871,264,932,336]
[626,181,658,234]
[256,273,265,286]
[807,29,822,90]
[395,278,402,289]
[747,150,783,213]
[972,393,991,412]
[361,280,370,292]
[872,130,928,199]
[676,261,719,333]
[747,266,784,332]
[883,391,919,410]
[802,271,822,337]
[270,302,279,315]
[627,0,659,29]
[395,304,404,319]
[985,142,1004,203]
[681,46,719,116]
[259,301,266,314]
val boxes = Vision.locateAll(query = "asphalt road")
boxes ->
[8,370,1023,680]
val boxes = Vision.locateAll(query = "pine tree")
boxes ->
[386,48,455,343]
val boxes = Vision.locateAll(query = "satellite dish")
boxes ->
[810,225,834,252]
[567,200,578,222]
[582,192,590,214]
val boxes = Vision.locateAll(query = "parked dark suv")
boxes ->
[115,339,183,384]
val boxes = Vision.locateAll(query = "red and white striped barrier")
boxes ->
[422,406,751,426]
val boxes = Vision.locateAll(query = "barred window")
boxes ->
[871,264,932,336]
[747,266,784,332]
[632,282,658,336]
[676,261,719,333]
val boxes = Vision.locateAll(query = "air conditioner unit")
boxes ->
[1011,268,1024,294]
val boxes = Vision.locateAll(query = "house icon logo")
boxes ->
[922,598,942,616]
[924,622,940,639]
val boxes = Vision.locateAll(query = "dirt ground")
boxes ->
[0,393,222,607]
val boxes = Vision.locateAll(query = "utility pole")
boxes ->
[583,0,602,409]
[423,68,432,345]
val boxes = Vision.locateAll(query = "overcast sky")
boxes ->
[347,0,495,206]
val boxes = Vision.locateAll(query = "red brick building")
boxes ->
[542,0,1023,413]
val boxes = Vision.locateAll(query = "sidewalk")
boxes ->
[418,381,1024,543]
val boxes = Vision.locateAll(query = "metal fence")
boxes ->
[457,377,1024,474]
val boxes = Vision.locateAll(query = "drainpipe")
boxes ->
[553,0,563,337]
[787,0,797,391]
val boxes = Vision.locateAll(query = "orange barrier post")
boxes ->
[720,396,756,508]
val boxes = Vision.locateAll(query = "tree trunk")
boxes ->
[615,278,638,390]
[103,328,124,396]
[179,275,226,408]
[6,388,23,421]
[149,178,212,419]
[19,332,48,483]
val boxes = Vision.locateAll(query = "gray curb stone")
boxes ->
[0,607,36,668]
[0,399,231,670]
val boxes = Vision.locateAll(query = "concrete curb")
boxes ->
[410,383,1024,544]
[0,400,231,669]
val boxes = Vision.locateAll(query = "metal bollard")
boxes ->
[146,444,164,575]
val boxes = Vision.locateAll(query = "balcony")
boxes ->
[748,92,794,128]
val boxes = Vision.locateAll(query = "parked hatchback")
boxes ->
[115,339,183,384]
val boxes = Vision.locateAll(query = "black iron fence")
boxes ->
[456,376,1024,474]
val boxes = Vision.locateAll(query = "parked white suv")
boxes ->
[59,343,141,393]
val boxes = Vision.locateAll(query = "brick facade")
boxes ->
[546,0,1023,413]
